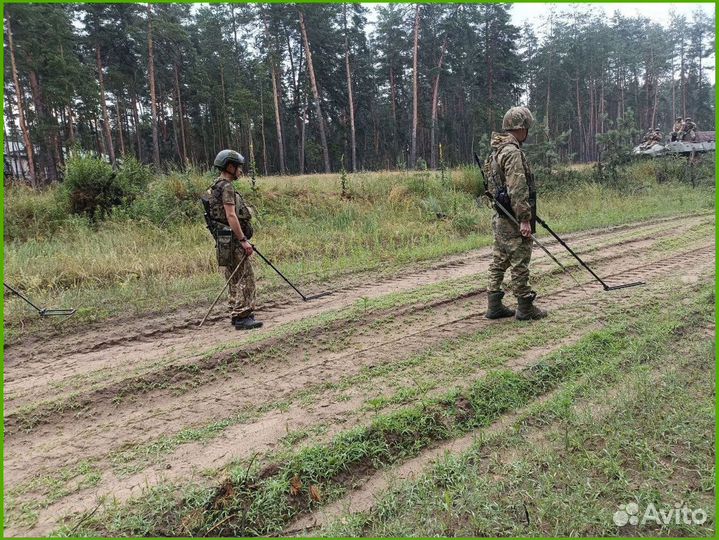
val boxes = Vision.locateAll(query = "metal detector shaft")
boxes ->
[535,216,644,291]
[534,216,608,287]
[198,256,246,328]
[4,283,44,312]
[251,244,310,301]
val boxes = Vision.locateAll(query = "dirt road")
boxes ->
[3,212,714,536]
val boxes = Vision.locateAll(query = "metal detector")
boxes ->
[4,283,76,317]
[534,216,645,291]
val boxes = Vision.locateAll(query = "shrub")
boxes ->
[115,156,154,200]
[62,154,153,220]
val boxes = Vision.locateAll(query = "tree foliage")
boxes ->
[4,3,715,185]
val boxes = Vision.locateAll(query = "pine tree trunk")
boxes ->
[588,80,595,160]
[410,4,420,168]
[263,9,287,174]
[430,34,449,169]
[575,76,585,161]
[298,8,331,173]
[259,90,269,176]
[680,37,686,117]
[285,25,302,174]
[28,69,59,183]
[132,92,144,162]
[389,66,399,161]
[545,15,553,134]
[6,12,37,186]
[96,44,116,165]
[94,117,105,156]
[117,97,126,157]
[650,79,659,129]
[4,97,25,180]
[343,4,357,172]
[485,16,494,130]
[671,58,676,121]
[67,105,76,146]
[147,3,161,167]
[300,100,307,175]
[174,63,188,165]
[220,65,228,147]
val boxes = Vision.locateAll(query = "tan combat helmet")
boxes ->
[502,106,534,131]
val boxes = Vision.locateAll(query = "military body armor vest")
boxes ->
[207,178,254,239]
[484,140,537,232]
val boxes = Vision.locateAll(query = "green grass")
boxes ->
[323,287,716,537]
[4,166,714,340]
[4,460,102,530]
[51,280,714,537]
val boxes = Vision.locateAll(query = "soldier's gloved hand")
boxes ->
[240,239,254,256]
[520,221,532,238]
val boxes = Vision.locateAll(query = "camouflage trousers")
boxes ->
[222,243,257,320]
[487,214,533,298]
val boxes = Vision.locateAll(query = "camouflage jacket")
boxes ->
[207,177,253,228]
[486,132,536,223]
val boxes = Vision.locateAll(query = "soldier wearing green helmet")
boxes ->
[207,149,263,330]
[483,106,547,321]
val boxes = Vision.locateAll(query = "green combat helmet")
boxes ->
[214,149,246,170]
[502,106,534,131]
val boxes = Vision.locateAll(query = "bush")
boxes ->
[115,156,154,200]
[129,168,211,225]
[62,154,153,220]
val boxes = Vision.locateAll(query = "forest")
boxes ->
[3,2,715,185]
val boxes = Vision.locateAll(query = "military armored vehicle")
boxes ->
[633,130,715,157]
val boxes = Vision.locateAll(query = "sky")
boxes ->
[509,2,714,30]
[364,2,715,36]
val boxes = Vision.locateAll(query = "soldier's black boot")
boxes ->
[485,291,515,319]
[515,291,547,321]
[233,314,263,330]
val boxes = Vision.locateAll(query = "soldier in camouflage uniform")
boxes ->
[681,118,697,142]
[483,106,547,321]
[671,117,683,142]
[208,149,262,330]
[647,128,663,147]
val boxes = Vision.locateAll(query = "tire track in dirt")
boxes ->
[5,232,713,537]
[4,213,710,411]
